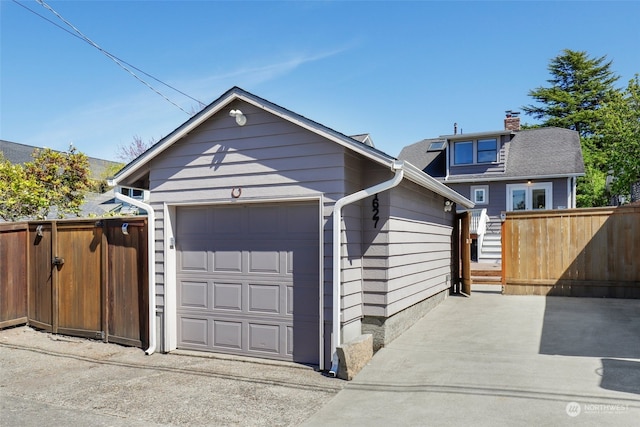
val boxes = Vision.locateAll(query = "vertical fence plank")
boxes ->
[0,223,28,328]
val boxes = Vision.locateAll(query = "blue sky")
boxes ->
[1,1,639,162]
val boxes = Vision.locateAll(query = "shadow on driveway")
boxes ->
[540,296,640,396]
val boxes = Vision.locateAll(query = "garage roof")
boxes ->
[110,87,473,208]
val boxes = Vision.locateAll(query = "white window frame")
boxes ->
[471,185,489,205]
[506,182,553,211]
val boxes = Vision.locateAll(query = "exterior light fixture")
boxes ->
[229,109,247,126]
[444,200,453,212]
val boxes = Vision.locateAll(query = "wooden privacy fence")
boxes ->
[502,206,640,298]
[0,218,148,348]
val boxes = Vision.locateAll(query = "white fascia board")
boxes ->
[440,130,513,140]
[403,161,474,208]
[443,172,585,183]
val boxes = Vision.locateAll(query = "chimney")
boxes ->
[504,110,521,131]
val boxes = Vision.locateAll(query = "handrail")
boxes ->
[469,208,488,235]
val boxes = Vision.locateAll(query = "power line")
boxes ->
[13,0,206,113]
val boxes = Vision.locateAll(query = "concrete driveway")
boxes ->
[303,286,640,426]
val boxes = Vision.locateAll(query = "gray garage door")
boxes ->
[176,202,320,365]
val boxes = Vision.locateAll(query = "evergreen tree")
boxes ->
[522,49,621,207]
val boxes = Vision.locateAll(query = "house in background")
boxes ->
[399,112,585,264]
[109,86,473,373]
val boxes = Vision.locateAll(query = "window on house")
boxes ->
[477,138,497,163]
[506,183,553,211]
[471,185,489,205]
[121,187,144,199]
[454,141,473,164]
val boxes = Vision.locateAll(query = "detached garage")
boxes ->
[109,87,473,373]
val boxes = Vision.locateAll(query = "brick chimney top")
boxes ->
[504,110,521,131]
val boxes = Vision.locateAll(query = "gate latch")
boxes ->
[52,257,65,266]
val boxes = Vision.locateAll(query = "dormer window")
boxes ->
[452,138,497,165]
[454,141,473,164]
[477,139,497,163]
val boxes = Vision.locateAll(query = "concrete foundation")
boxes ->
[362,289,447,351]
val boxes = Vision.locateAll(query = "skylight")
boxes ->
[427,140,446,152]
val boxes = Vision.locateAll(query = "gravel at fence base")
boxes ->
[0,326,343,427]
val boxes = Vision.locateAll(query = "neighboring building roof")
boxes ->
[350,133,375,147]
[398,138,446,176]
[111,86,474,208]
[399,127,585,182]
[0,139,121,180]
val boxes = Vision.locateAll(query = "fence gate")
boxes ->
[454,211,471,295]
[28,221,104,338]
[3,218,150,348]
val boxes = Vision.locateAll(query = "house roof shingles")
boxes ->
[399,127,585,182]
[1,139,121,180]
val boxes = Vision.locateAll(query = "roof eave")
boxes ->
[442,172,586,183]
[403,162,474,208]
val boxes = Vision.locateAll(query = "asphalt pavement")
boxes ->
[0,327,342,426]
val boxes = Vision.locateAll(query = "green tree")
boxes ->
[0,154,48,221]
[523,49,619,139]
[522,49,621,207]
[0,147,92,221]
[602,75,640,201]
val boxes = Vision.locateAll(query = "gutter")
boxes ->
[329,160,405,377]
[114,192,157,356]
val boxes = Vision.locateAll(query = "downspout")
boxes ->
[114,192,157,356]
[329,160,405,377]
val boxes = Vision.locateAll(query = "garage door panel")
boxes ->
[180,317,208,346]
[179,281,209,309]
[248,284,281,314]
[286,326,294,356]
[213,250,243,272]
[287,244,319,275]
[248,323,280,354]
[213,282,242,311]
[176,202,319,364]
[213,320,242,349]
[286,204,319,233]
[248,206,280,234]
[248,250,281,274]
[179,244,210,272]
[212,207,243,234]
[177,207,210,235]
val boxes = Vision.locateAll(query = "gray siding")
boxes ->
[363,179,454,317]
[449,177,570,217]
